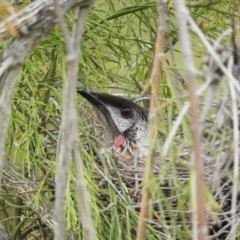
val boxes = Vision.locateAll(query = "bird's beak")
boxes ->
[77,89,104,108]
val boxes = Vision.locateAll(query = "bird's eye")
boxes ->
[121,107,132,117]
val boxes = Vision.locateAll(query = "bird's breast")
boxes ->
[111,138,148,168]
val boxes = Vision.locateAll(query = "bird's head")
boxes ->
[78,90,149,158]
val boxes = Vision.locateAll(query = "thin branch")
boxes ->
[72,6,95,240]
[53,0,72,52]
[53,1,94,239]
[136,1,168,240]
[187,16,240,94]
[162,78,213,157]
[0,0,90,42]
[174,1,207,240]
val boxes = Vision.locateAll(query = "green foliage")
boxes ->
[1,0,237,239]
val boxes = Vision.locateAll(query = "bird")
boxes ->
[78,89,150,169]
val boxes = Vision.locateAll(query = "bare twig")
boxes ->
[53,0,72,51]
[72,7,95,240]
[187,16,240,94]
[162,79,212,157]
[53,1,94,239]
[174,1,207,240]
[136,1,168,240]
[0,0,90,42]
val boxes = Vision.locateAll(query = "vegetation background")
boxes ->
[0,0,238,239]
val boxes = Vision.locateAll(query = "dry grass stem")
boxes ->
[136,1,168,240]
[174,1,207,239]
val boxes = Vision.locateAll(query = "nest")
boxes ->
[75,42,240,240]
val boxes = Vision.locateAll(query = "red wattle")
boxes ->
[114,135,125,147]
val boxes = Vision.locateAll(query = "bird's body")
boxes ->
[78,90,150,168]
